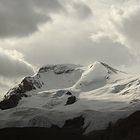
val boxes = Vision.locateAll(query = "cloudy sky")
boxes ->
[0,0,140,97]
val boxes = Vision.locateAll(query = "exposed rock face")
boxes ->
[100,62,118,74]
[0,64,82,110]
[0,93,27,110]
[66,96,77,105]
[53,90,72,98]
[65,91,72,96]
[0,76,43,110]
[38,64,75,74]
[1,62,140,140]
[63,116,85,131]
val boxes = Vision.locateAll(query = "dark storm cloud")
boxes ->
[0,0,63,38]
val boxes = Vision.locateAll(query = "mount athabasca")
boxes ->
[0,61,140,139]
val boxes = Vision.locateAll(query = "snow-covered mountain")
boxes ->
[0,61,140,135]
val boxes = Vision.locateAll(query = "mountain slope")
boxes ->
[88,111,140,140]
[73,61,127,92]
[0,61,140,136]
[0,64,83,109]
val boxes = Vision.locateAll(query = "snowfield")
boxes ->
[0,61,140,134]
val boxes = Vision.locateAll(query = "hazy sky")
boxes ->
[0,0,140,97]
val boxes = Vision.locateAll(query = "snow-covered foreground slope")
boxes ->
[0,61,140,134]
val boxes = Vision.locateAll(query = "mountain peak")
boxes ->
[73,61,126,91]
[0,61,140,137]
[0,61,127,109]
[90,61,118,74]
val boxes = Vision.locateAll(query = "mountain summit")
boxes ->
[0,61,140,135]
[73,61,126,91]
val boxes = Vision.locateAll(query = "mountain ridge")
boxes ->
[0,61,140,136]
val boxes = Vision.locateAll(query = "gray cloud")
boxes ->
[90,36,135,66]
[72,2,93,19]
[2,0,136,69]
[0,47,34,97]
[112,5,140,49]
[0,77,15,98]
[0,48,34,78]
[0,0,63,38]
[33,0,63,12]
[97,3,140,56]
[14,24,134,68]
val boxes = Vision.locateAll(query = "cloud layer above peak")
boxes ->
[93,1,140,55]
[0,0,140,96]
[0,48,34,78]
[0,47,34,98]
[0,0,139,67]
[0,0,63,38]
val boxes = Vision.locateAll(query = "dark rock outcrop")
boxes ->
[66,96,77,105]
[63,116,85,131]
[65,91,72,96]
[0,76,43,110]
[38,65,75,74]
[0,93,27,110]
